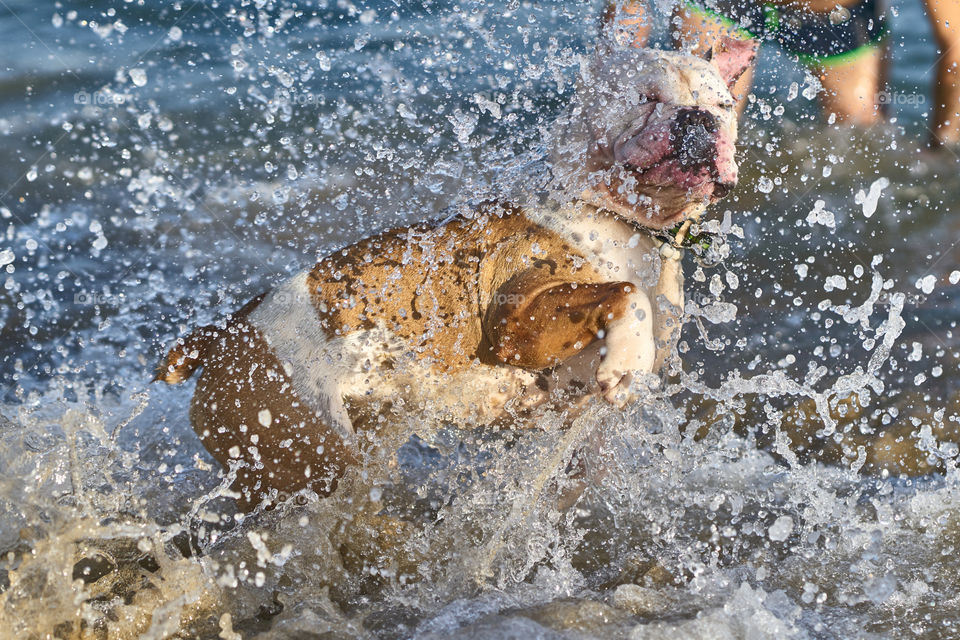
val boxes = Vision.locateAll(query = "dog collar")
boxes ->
[650,220,717,259]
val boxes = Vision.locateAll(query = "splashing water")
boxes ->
[3,0,960,638]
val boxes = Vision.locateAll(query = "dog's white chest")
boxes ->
[532,204,665,289]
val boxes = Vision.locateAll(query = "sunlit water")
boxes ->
[2,0,960,638]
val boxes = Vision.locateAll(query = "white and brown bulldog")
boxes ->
[157,38,756,510]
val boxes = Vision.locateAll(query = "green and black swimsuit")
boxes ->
[683,0,887,66]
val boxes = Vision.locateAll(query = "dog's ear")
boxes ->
[710,35,758,90]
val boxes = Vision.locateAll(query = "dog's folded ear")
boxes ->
[710,35,758,90]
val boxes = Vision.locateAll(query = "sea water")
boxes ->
[2,0,960,638]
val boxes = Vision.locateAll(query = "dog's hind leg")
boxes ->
[187,321,359,510]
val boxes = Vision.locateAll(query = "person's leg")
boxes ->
[602,0,653,47]
[775,0,889,125]
[673,3,758,107]
[923,0,960,146]
[809,45,887,125]
[600,0,760,108]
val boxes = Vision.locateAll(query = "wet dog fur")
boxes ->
[157,38,757,510]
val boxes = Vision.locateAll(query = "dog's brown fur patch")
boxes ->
[305,203,614,373]
[188,318,358,510]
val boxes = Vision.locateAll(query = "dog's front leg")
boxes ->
[483,274,654,405]
[595,287,654,405]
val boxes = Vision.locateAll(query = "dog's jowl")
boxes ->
[157,38,757,510]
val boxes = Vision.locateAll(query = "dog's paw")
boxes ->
[596,358,634,407]
[596,295,655,407]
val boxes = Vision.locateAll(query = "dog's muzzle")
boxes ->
[670,107,737,197]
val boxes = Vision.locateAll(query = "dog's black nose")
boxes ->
[713,180,736,198]
[670,108,718,170]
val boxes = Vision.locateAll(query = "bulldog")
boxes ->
[157,38,756,510]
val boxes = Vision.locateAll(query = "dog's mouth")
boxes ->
[621,157,728,194]
[586,160,732,231]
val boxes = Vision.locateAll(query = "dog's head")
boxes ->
[552,38,756,230]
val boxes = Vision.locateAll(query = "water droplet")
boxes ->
[854,177,889,219]
[824,275,847,291]
[258,409,272,427]
[915,274,936,295]
[805,200,835,228]
[129,68,147,87]
[397,103,417,120]
[768,515,793,542]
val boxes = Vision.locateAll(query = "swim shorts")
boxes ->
[682,0,888,66]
